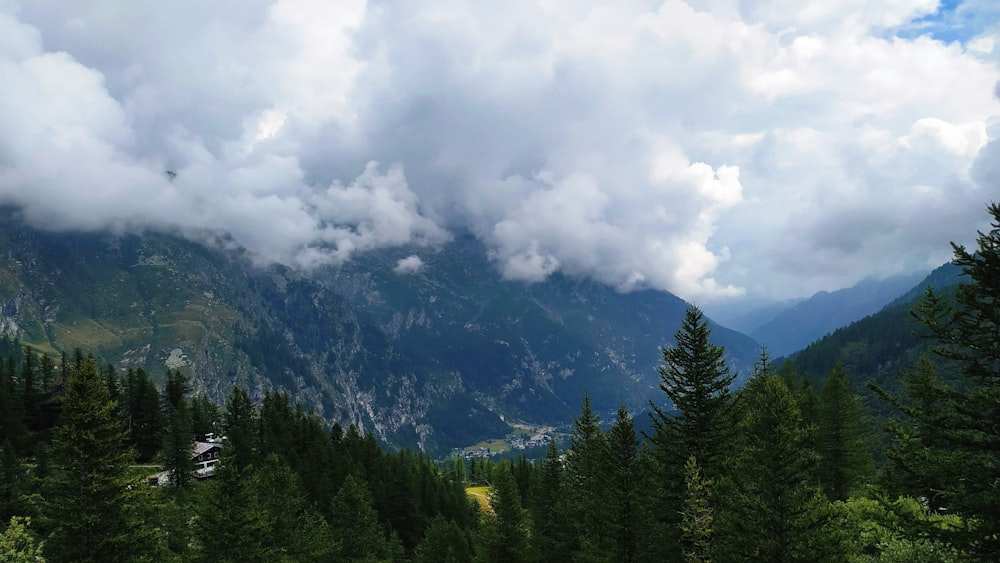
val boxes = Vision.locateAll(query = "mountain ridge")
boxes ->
[0,215,760,454]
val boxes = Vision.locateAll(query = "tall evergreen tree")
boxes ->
[223,386,259,472]
[477,463,529,563]
[161,369,194,490]
[124,367,162,462]
[816,365,873,501]
[876,201,1000,556]
[718,375,838,562]
[679,457,712,563]
[529,440,571,559]
[331,473,401,562]
[649,306,736,559]
[563,395,608,558]
[650,306,736,480]
[42,355,139,562]
[605,403,649,563]
[414,516,475,563]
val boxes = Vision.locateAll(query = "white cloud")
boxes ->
[394,255,424,275]
[1,0,998,303]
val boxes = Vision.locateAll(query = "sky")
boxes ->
[1,0,999,305]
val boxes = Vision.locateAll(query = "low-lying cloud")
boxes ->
[1,1,998,302]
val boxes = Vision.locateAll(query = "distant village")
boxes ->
[453,433,553,460]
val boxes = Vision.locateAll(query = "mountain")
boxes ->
[746,272,929,358]
[789,262,964,415]
[0,215,760,454]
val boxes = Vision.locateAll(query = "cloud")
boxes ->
[393,255,424,275]
[1,1,999,302]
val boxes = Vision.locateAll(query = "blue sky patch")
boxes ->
[893,0,1000,45]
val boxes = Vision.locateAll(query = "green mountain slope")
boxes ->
[0,215,760,453]
[789,262,964,414]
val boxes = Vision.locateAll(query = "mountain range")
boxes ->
[0,212,763,454]
[716,272,929,358]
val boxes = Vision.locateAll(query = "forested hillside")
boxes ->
[1,202,998,561]
[790,262,965,417]
[0,211,759,454]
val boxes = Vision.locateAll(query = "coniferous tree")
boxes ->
[679,457,712,563]
[817,365,873,501]
[529,440,571,559]
[19,347,37,432]
[719,375,838,562]
[651,306,736,479]
[563,395,608,558]
[605,403,648,563]
[39,353,54,394]
[195,443,269,562]
[875,202,1000,556]
[0,516,44,563]
[477,463,529,563]
[649,306,736,559]
[161,369,194,490]
[331,473,400,562]
[223,387,259,472]
[42,355,139,562]
[253,453,334,560]
[124,367,162,462]
[414,516,475,563]
[191,393,220,439]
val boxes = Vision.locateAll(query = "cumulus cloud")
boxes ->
[1,0,999,302]
[394,255,424,275]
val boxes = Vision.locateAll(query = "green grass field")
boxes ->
[466,486,492,512]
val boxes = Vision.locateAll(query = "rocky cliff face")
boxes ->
[0,217,760,454]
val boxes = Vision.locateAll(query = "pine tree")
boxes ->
[650,306,736,480]
[331,473,399,562]
[124,367,162,462]
[478,463,529,563]
[605,403,647,563]
[414,516,475,563]
[718,375,839,562]
[223,387,258,472]
[679,457,712,563]
[875,203,1000,556]
[816,365,873,501]
[563,395,608,558]
[649,306,736,559]
[42,355,139,562]
[195,444,269,562]
[529,440,571,558]
[161,369,194,490]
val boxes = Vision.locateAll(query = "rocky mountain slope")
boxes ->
[0,214,760,453]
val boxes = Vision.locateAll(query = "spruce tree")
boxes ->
[477,463,529,563]
[161,369,194,490]
[42,355,138,562]
[563,395,608,558]
[816,365,873,501]
[876,202,1000,556]
[718,375,838,562]
[529,440,571,558]
[649,306,736,559]
[414,516,475,563]
[331,473,399,561]
[605,403,647,563]
[679,456,712,563]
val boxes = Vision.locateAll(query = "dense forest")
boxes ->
[0,203,998,561]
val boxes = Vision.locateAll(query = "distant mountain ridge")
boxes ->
[0,214,760,454]
[790,262,964,414]
[742,272,928,358]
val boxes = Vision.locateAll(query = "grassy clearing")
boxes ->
[463,439,509,453]
[466,486,492,512]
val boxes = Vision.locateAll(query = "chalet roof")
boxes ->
[193,441,223,457]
